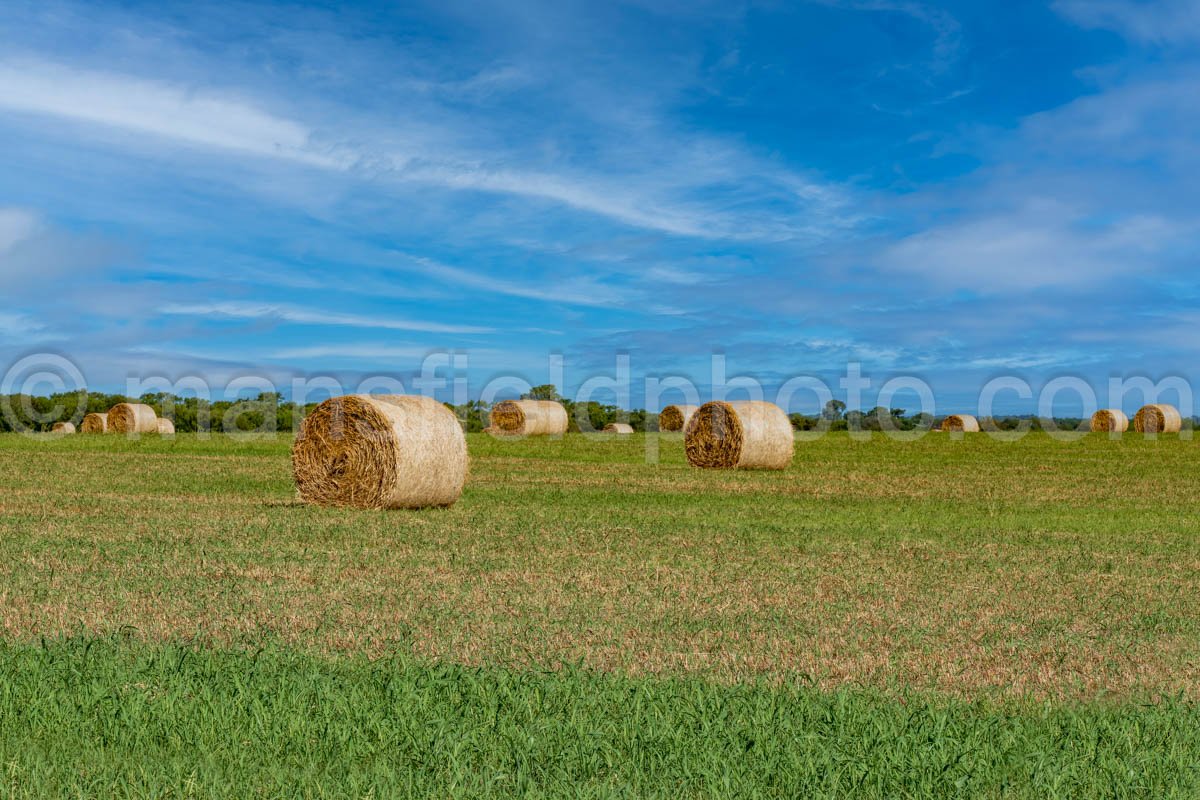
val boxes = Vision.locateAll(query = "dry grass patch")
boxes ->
[1,431,1199,699]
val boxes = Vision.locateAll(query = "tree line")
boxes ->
[0,388,1181,434]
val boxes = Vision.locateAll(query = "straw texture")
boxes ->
[1090,409,1129,433]
[684,401,793,470]
[659,404,699,433]
[51,422,75,434]
[157,418,176,435]
[108,403,158,434]
[1133,404,1182,434]
[603,423,634,434]
[489,400,568,436]
[80,413,108,434]
[941,414,980,433]
[292,394,468,509]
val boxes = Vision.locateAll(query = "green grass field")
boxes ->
[1,431,1198,796]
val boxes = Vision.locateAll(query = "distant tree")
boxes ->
[524,384,561,401]
[570,401,620,432]
[910,412,934,430]
[789,413,819,431]
[447,400,489,432]
[822,399,846,421]
[276,402,300,433]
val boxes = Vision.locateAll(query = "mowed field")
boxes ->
[1,431,1199,796]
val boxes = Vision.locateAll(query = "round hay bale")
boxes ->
[659,404,698,433]
[51,421,75,434]
[603,422,634,434]
[80,413,108,434]
[108,403,158,434]
[292,394,468,509]
[941,414,980,433]
[488,400,568,436]
[1090,409,1129,433]
[684,401,793,470]
[1133,403,1182,434]
[157,418,176,435]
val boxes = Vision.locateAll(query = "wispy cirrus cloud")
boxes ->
[159,302,493,335]
[0,205,128,293]
[809,0,964,69]
[0,207,39,252]
[396,254,628,308]
[876,207,1181,290]
[266,344,440,361]
[0,311,47,340]
[1053,0,1200,45]
[0,61,344,168]
[0,56,856,243]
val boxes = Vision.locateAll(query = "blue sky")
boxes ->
[1,0,1198,413]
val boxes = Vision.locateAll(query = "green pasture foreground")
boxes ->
[1,636,1197,798]
[1,431,1199,796]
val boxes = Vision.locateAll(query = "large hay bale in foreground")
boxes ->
[80,413,108,434]
[1090,409,1129,433]
[941,414,980,433]
[488,400,568,436]
[292,394,468,509]
[659,404,699,433]
[1133,403,1182,434]
[108,403,158,434]
[603,423,634,434]
[51,422,75,434]
[684,401,793,470]
[157,418,176,435]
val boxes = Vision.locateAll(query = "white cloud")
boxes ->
[1054,0,1200,45]
[0,208,127,289]
[0,208,39,253]
[0,311,45,339]
[159,301,493,335]
[964,352,1092,370]
[399,255,627,307]
[0,60,346,168]
[876,206,1178,290]
[643,265,708,285]
[410,164,718,239]
[0,57,856,242]
[401,161,852,241]
[1019,72,1200,169]
[268,344,438,360]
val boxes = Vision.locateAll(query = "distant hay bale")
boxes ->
[684,401,793,470]
[659,404,699,432]
[157,418,176,435]
[80,413,108,434]
[1090,409,1129,433]
[488,400,568,436]
[51,422,75,434]
[108,403,158,434]
[603,423,634,434]
[1133,403,1182,434]
[941,414,980,433]
[292,394,468,509]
